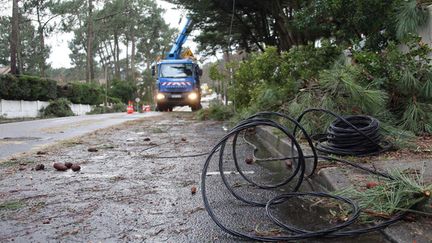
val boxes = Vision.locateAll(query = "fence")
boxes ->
[0,99,92,118]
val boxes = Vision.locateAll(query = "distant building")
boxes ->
[0,66,11,75]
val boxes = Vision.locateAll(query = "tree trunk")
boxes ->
[10,0,19,75]
[223,51,229,105]
[103,41,114,79]
[233,13,265,52]
[125,36,129,80]
[114,32,120,80]
[103,41,112,63]
[39,28,45,77]
[274,16,293,51]
[131,29,136,83]
[145,59,151,102]
[86,0,94,83]
[36,6,45,77]
[267,0,296,51]
[97,48,106,68]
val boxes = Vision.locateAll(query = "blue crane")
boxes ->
[166,18,193,60]
[153,17,202,112]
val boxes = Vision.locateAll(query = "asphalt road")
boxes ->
[0,112,161,161]
[0,112,235,242]
[0,112,388,242]
[0,93,218,161]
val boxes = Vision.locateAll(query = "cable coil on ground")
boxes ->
[201,108,402,242]
[316,115,390,156]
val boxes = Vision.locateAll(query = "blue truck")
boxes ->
[153,18,202,112]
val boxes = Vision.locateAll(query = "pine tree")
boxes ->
[386,37,432,134]
[396,0,430,40]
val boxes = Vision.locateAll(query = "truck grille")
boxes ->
[161,82,191,87]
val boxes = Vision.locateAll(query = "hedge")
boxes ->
[57,83,104,105]
[0,74,104,105]
[0,74,57,101]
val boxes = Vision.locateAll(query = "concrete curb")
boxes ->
[255,126,432,243]
[256,126,349,190]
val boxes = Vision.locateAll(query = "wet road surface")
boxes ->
[0,112,233,242]
[0,112,160,161]
[0,112,389,242]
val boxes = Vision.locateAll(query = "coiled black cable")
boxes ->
[201,108,402,242]
[316,115,390,156]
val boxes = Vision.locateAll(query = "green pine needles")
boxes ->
[285,60,388,135]
[387,37,432,134]
[396,0,430,40]
[285,36,432,136]
[336,168,432,222]
[216,35,432,137]
[320,63,388,115]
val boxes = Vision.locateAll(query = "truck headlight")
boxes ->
[188,92,198,100]
[156,93,165,100]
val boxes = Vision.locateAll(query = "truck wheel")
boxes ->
[156,105,165,112]
[191,104,202,112]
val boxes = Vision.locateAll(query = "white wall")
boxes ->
[70,103,92,116]
[0,99,92,118]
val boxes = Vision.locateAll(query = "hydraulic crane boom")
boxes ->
[166,18,193,60]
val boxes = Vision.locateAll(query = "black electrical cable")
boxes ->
[266,192,360,236]
[295,108,392,156]
[143,151,211,159]
[140,143,220,159]
[201,108,403,242]
[317,115,388,156]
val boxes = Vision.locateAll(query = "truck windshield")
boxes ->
[160,63,193,78]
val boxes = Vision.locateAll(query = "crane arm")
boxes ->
[166,18,193,60]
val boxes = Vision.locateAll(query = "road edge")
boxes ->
[255,126,429,243]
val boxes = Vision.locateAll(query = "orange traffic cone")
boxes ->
[127,101,134,114]
[127,105,134,114]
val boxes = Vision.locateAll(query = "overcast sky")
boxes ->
[0,0,198,69]
[47,0,196,68]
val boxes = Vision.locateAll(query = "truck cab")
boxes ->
[154,59,202,111]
